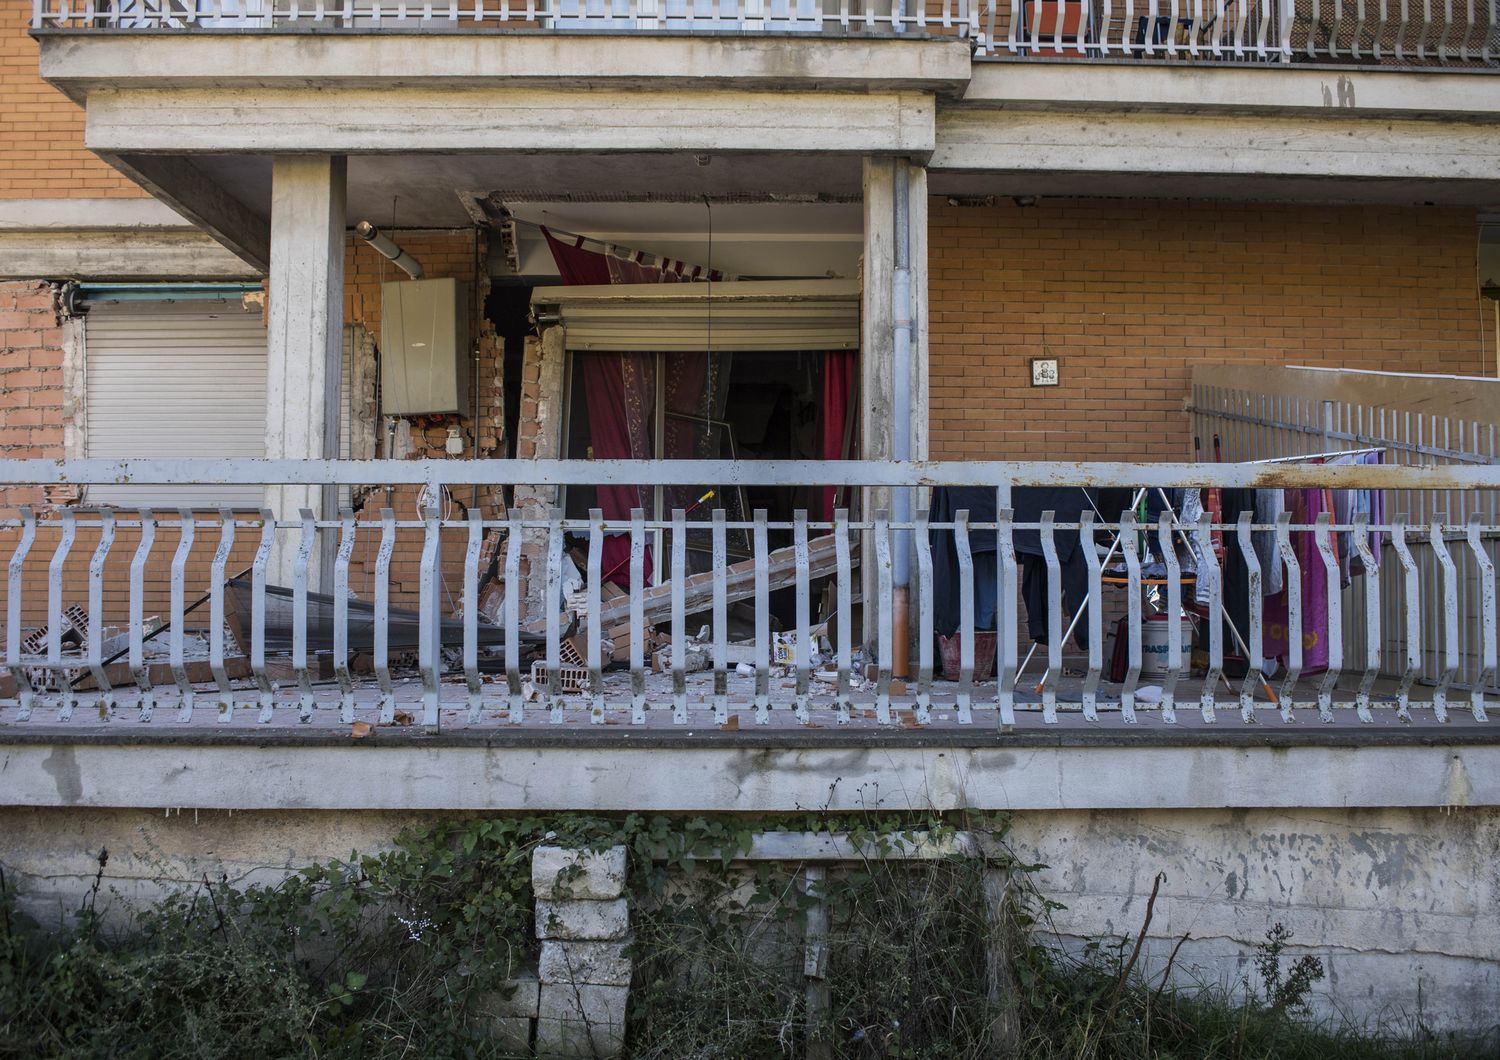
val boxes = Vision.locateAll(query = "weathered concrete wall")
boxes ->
[2,804,1495,1036]
[1006,808,1500,1037]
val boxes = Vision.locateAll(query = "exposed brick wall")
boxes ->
[0,0,145,198]
[344,230,506,465]
[343,230,507,609]
[928,199,1493,462]
[0,280,66,511]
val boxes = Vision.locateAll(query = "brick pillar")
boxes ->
[512,326,567,624]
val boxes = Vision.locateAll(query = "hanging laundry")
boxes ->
[1252,488,1285,596]
[1262,481,1335,674]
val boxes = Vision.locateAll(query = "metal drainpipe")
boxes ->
[891,159,913,679]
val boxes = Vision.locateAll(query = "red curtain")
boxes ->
[541,227,612,286]
[819,349,856,522]
[579,352,655,587]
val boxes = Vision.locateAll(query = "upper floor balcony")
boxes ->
[30,0,1499,69]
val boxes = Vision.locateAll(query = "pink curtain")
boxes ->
[819,350,856,522]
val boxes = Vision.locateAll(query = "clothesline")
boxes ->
[1235,446,1387,465]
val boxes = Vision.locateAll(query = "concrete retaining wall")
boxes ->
[2,804,1495,1038]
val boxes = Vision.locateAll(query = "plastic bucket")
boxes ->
[1140,612,1194,676]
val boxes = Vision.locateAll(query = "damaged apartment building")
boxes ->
[2,0,1500,1045]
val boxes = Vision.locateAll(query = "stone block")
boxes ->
[535,898,629,941]
[539,938,633,987]
[536,983,628,1059]
[473,974,541,1019]
[532,845,627,901]
[481,1015,533,1056]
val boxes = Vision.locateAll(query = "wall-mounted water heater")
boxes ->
[379,278,470,416]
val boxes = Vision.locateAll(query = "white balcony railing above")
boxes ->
[2,458,1497,733]
[29,0,978,42]
[29,0,1499,66]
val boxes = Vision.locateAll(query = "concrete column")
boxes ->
[264,155,346,588]
[861,157,895,665]
[860,157,928,666]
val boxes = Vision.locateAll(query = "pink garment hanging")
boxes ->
[1262,484,1334,674]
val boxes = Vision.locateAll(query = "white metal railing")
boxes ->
[1191,376,1500,693]
[980,0,1498,63]
[29,0,1498,65]
[2,457,1497,729]
[28,0,978,40]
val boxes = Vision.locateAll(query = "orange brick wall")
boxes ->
[0,0,145,198]
[928,199,1494,462]
[0,280,66,510]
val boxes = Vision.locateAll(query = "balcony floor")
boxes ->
[3,667,1493,747]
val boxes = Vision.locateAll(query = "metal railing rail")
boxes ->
[2,458,1497,729]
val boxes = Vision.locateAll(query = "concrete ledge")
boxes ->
[0,198,189,230]
[0,737,1494,811]
[84,85,936,156]
[0,229,260,280]
[932,108,1500,182]
[964,62,1500,120]
[38,33,972,101]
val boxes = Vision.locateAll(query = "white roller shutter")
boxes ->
[535,279,860,352]
[84,300,268,508]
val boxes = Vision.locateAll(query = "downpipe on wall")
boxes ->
[892,159,914,679]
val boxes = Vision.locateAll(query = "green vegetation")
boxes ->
[1,814,1488,1059]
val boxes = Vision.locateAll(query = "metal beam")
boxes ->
[104,154,271,272]
[2,457,1499,490]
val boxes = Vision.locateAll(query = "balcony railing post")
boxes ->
[335,508,357,722]
[87,508,116,719]
[129,508,157,722]
[1467,514,1495,722]
[252,509,277,722]
[210,507,237,717]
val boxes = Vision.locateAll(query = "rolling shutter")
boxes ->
[84,300,268,508]
[536,279,860,352]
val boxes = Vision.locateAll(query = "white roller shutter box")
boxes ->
[536,279,860,352]
[84,300,268,508]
